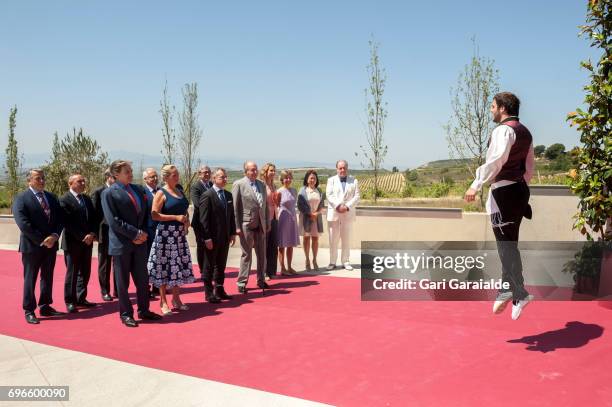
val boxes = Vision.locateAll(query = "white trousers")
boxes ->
[328,216,353,265]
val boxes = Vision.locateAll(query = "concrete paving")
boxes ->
[0,243,359,406]
[0,335,331,407]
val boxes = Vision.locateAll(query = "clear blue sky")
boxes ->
[0,1,598,169]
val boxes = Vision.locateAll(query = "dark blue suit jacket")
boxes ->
[143,186,158,245]
[12,189,64,253]
[101,183,149,256]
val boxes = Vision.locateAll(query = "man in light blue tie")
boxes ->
[232,161,270,293]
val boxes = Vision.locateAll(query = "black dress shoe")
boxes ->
[77,299,96,307]
[238,286,248,294]
[102,293,113,302]
[148,292,156,299]
[215,287,232,300]
[138,310,162,320]
[66,303,78,313]
[39,306,66,317]
[257,282,270,289]
[25,314,40,324]
[121,316,138,327]
[205,295,221,304]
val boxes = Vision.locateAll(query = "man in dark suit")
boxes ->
[13,169,65,324]
[142,167,160,297]
[60,174,98,313]
[91,169,116,301]
[198,168,236,302]
[101,160,162,327]
[190,165,213,279]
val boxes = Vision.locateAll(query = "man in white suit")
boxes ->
[326,160,360,270]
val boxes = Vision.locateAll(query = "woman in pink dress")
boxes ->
[277,170,299,275]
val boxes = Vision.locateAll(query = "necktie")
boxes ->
[36,192,51,220]
[251,182,263,206]
[218,189,226,208]
[125,186,140,213]
[340,177,347,192]
[77,194,88,219]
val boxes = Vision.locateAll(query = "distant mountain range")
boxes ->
[0,150,334,172]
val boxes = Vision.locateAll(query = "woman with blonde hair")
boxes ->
[260,163,280,280]
[147,164,195,315]
[277,169,299,275]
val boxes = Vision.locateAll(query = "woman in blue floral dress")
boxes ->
[148,164,195,314]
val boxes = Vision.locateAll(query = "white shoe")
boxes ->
[343,263,353,271]
[492,292,513,314]
[511,295,534,320]
[326,264,336,271]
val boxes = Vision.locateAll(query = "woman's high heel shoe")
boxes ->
[160,304,173,315]
[172,300,189,311]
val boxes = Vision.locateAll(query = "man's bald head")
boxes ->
[68,174,86,194]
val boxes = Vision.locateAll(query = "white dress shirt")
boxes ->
[470,123,535,215]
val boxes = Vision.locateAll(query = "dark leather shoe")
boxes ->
[148,292,156,299]
[238,285,248,294]
[206,295,221,304]
[121,316,138,327]
[138,310,162,320]
[102,293,113,302]
[215,287,232,300]
[40,306,66,317]
[77,299,96,308]
[257,282,270,289]
[25,314,40,324]
[66,303,78,313]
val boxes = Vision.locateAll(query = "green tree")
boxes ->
[567,0,612,241]
[357,38,388,203]
[43,128,110,195]
[160,80,177,165]
[444,38,500,208]
[544,143,566,160]
[4,106,22,211]
[534,144,546,157]
[178,82,203,195]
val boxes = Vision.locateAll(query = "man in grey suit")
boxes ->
[232,161,270,293]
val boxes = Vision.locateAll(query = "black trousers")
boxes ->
[97,230,116,296]
[195,234,208,278]
[113,244,150,318]
[265,218,278,277]
[22,248,57,314]
[491,182,530,301]
[64,245,93,304]
[203,240,230,297]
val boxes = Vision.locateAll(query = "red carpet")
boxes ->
[2,249,612,406]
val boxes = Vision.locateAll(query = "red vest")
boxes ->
[494,118,533,183]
